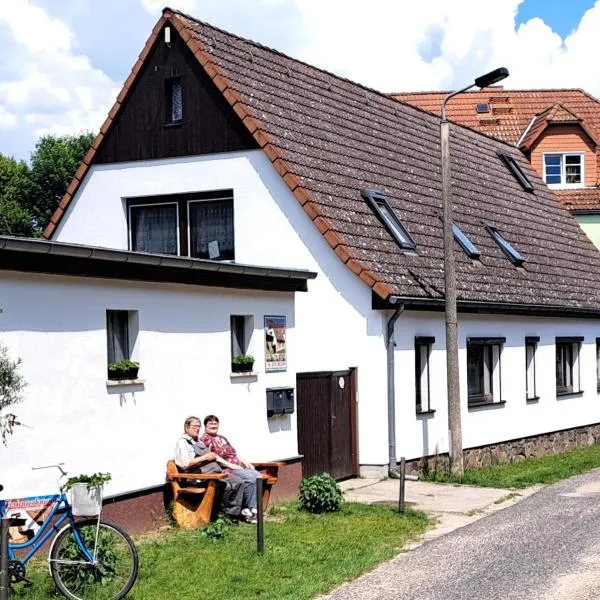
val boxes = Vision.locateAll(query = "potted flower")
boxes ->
[61,472,112,516]
[107,359,139,380]
[231,354,255,373]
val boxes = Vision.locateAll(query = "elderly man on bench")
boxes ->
[174,416,256,523]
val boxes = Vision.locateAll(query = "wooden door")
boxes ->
[296,370,357,480]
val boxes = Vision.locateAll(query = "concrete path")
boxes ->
[339,477,542,542]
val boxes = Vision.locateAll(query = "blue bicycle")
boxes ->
[1,464,138,600]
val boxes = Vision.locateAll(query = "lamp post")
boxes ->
[441,67,509,477]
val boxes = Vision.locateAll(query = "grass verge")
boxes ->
[423,443,600,488]
[10,502,430,600]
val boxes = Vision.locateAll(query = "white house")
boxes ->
[4,8,600,529]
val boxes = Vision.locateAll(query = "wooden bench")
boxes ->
[166,460,282,529]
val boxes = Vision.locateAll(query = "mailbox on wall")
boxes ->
[266,387,294,417]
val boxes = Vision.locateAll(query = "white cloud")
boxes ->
[4,0,600,160]
[0,0,118,158]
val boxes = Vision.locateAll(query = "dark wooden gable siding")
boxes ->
[95,27,257,163]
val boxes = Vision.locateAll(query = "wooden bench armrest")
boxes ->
[253,461,284,469]
[168,473,226,481]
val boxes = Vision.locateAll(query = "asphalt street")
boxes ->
[321,468,600,600]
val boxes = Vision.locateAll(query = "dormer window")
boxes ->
[166,77,183,123]
[486,226,524,266]
[543,153,583,188]
[361,189,416,251]
[499,153,534,193]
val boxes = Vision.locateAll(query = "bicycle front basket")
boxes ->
[70,483,103,516]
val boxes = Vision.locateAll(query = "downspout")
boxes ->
[386,302,404,478]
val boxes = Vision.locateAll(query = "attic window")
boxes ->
[166,77,183,123]
[453,224,480,259]
[361,188,416,251]
[486,226,524,266]
[499,153,534,192]
[475,103,490,114]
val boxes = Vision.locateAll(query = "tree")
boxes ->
[28,133,95,230]
[0,339,26,445]
[0,154,37,237]
[0,132,94,236]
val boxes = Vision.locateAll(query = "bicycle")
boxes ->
[0,464,139,600]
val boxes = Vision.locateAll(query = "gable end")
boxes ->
[94,24,258,164]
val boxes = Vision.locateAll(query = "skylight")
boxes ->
[498,153,534,193]
[452,224,480,259]
[361,189,416,251]
[475,103,490,114]
[486,226,524,266]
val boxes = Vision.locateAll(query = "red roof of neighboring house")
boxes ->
[394,88,600,211]
[43,9,600,312]
[393,88,600,145]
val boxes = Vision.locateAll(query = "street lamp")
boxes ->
[441,67,509,477]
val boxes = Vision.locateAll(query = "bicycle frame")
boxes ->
[0,494,95,565]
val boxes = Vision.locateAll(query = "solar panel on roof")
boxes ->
[475,103,490,113]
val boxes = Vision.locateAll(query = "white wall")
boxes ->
[53,150,390,466]
[0,272,298,499]
[391,312,600,462]
[45,150,600,476]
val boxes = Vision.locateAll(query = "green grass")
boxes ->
[424,443,600,488]
[10,502,430,600]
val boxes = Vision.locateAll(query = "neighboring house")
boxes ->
[5,9,600,528]
[394,88,600,248]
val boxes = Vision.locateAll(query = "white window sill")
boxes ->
[230,371,258,379]
[106,378,145,387]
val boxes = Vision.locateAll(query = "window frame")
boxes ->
[486,226,525,266]
[452,224,480,259]
[129,201,180,256]
[498,153,534,193]
[127,190,234,261]
[415,336,435,414]
[543,152,584,189]
[466,337,505,408]
[361,188,416,251]
[555,336,583,396]
[106,309,139,374]
[525,336,539,402]
[165,76,183,124]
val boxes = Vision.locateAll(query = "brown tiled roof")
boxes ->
[45,9,600,312]
[554,188,600,212]
[393,88,600,146]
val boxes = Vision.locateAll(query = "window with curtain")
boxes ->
[189,200,234,260]
[107,310,130,364]
[130,204,178,255]
[467,338,504,407]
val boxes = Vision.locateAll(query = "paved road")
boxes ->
[321,469,600,600]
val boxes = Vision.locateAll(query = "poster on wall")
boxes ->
[264,315,286,372]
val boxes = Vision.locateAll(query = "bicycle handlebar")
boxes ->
[31,463,67,477]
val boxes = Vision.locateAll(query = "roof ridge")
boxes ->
[167,7,424,112]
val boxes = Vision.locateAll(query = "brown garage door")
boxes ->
[296,369,358,480]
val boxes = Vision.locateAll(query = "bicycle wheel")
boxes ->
[49,519,138,600]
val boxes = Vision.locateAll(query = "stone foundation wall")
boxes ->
[404,423,600,476]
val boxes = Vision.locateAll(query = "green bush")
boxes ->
[298,473,343,513]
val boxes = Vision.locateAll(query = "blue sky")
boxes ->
[516,0,597,37]
[2,0,600,161]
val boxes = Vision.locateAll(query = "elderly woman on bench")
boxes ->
[201,414,260,521]
[174,416,256,523]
